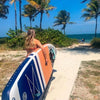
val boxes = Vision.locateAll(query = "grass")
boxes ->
[70,60,100,100]
[0,53,25,96]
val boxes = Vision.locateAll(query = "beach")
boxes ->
[45,43,100,100]
[0,43,100,100]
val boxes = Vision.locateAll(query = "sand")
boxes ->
[45,43,100,100]
[0,43,100,100]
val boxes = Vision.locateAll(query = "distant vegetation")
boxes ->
[91,38,100,48]
[82,0,100,37]
[0,28,78,50]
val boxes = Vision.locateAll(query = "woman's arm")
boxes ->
[35,39,48,65]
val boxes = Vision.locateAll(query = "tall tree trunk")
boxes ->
[14,1,17,34]
[95,17,98,37]
[64,24,66,35]
[40,10,43,31]
[64,28,65,35]
[19,0,22,32]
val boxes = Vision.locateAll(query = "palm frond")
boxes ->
[53,23,62,26]
[82,8,92,12]
[45,6,55,11]
[54,16,63,20]
[85,16,92,21]
[81,13,92,17]
[10,0,15,4]
[27,0,40,9]
[68,22,75,24]
[81,0,88,3]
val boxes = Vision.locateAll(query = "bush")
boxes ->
[5,28,78,49]
[6,29,25,49]
[0,37,8,44]
[35,28,78,47]
[91,38,100,48]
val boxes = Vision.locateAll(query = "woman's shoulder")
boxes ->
[34,39,41,44]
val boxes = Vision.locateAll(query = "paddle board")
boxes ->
[2,44,56,100]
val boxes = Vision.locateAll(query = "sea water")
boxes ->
[67,33,100,43]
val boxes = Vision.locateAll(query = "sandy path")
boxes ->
[0,44,100,100]
[45,44,100,100]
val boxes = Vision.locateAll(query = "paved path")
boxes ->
[45,45,100,100]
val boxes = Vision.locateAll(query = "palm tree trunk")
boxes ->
[95,17,98,37]
[64,28,65,35]
[64,24,66,35]
[14,1,17,34]
[19,0,22,32]
[40,10,43,31]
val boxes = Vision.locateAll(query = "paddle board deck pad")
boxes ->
[2,44,56,100]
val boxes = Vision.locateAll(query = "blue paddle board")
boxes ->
[2,44,56,100]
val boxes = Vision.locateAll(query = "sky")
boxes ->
[0,0,100,37]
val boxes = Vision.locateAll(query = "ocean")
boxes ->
[67,33,100,43]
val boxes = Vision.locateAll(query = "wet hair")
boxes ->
[25,29,36,49]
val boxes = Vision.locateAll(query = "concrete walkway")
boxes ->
[45,44,100,100]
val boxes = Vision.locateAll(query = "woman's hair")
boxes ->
[25,29,35,49]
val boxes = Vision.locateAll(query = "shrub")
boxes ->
[35,28,78,47]
[0,37,8,44]
[5,28,78,49]
[6,29,25,49]
[91,38,100,48]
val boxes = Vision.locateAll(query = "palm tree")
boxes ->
[0,0,9,19]
[19,0,22,31]
[22,4,37,27]
[81,0,100,3]
[82,0,100,37]
[54,10,74,35]
[10,0,17,33]
[10,0,22,32]
[27,0,55,30]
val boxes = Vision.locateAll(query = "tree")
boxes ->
[81,0,100,3]
[82,0,100,37]
[22,4,37,27]
[0,0,9,19]
[19,0,22,31]
[10,0,22,32]
[27,0,55,30]
[10,0,17,33]
[54,10,74,35]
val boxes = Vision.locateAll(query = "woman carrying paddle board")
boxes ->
[25,29,48,65]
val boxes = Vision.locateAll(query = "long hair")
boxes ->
[25,29,35,49]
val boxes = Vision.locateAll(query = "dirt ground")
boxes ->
[0,50,26,96]
[69,60,100,100]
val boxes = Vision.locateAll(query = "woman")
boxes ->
[25,29,48,65]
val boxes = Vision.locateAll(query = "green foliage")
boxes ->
[0,0,9,19]
[2,28,77,50]
[54,10,74,34]
[35,28,77,47]
[91,38,100,48]
[6,29,25,49]
[0,37,8,44]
